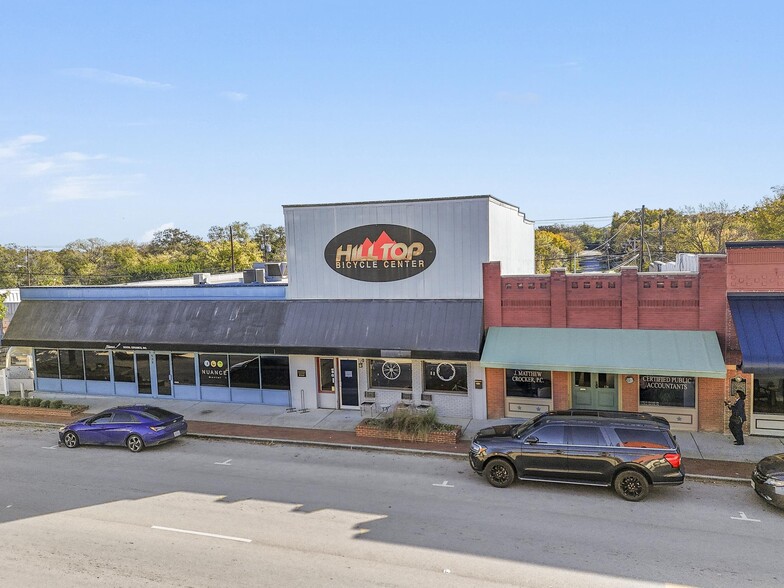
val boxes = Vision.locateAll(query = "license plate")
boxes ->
[173,430,181,437]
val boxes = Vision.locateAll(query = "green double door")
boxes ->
[572,372,618,410]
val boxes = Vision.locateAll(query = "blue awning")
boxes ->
[728,293,784,376]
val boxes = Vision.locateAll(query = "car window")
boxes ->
[613,427,671,449]
[530,425,566,444]
[569,426,607,446]
[141,407,177,421]
[111,412,139,423]
[91,413,113,424]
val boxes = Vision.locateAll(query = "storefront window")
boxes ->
[640,376,696,408]
[113,351,136,382]
[34,349,59,379]
[172,353,196,385]
[424,362,468,393]
[230,355,261,389]
[319,358,336,393]
[58,349,85,380]
[84,350,110,381]
[199,353,229,387]
[260,356,290,390]
[369,359,412,390]
[754,378,784,415]
[506,370,552,398]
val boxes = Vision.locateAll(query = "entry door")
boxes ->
[339,359,359,408]
[155,353,173,396]
[572,372,618,410]
[136,353,152,394]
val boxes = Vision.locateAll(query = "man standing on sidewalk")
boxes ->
[725,390,747,445]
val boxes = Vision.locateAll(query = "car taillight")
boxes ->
[150,425,165,431]
[664,453,681,468]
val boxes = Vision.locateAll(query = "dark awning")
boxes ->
[2,299,483,360]
[728,293,784,375]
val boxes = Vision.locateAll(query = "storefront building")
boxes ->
[481,242,784,436]
[2,196,534,419]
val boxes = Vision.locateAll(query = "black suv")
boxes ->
[469,410,685,501]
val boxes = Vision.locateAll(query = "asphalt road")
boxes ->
[1,423,782,587]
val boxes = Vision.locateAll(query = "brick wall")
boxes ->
[486,367,505,419]
[698,376,728,433]
[621,376,638,412]
[552,371,569,410]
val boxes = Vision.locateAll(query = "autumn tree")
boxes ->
[748,186,784,240]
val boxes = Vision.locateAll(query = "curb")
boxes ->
[685,473,749,483]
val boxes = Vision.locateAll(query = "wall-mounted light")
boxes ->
[733,374,743,383]
[625,376,634,384]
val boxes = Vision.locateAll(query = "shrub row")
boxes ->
[366,404,457,436]
[0,397,66,409]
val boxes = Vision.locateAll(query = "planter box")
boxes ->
[0,405,86,418]
[355,420,462,444]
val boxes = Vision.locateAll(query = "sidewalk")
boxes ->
[5,393,784,481]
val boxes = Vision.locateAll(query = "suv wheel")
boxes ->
[485,458,515,488]
[614,470,649,501]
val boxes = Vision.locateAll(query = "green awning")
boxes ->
[481,327,726,378]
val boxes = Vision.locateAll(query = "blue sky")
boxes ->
[1,1,782,249]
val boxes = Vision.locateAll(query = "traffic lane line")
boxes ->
[151,525,252,543]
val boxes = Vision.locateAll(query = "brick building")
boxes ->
[481,241,784,436]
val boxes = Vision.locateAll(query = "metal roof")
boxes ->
[481,327,726,378]
[3,299,483,360]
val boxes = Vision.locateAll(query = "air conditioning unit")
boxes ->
[193,273,210,285]
[243,269,266,283]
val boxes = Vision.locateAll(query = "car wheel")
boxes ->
[126,434,145,453]
[63,431,79,448]
[485,458,515,488]
[614,470,650,502]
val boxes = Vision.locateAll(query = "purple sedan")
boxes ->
[59,405,188,453]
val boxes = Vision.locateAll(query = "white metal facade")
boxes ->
[284,196,534,300]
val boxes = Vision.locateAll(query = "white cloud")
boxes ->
[220,91,248,102]
[61,68,173,89]
[47,174,141,202]
[0,134,46,159]
[139,222,175,243]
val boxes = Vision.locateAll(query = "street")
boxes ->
[1,423,782,587]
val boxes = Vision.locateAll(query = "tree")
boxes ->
[207,222,252,243]
[670,202,751,254]
[748,186,784,240]
[148,228,203,256]
[253,224,287,261]
[535,230,577,273]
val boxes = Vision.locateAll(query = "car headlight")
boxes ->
[471,442,486,456]
[764,477,784,487]
[58,427,65,433]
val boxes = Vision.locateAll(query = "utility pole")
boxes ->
[26,247,31,286]
[638,205,645,271]
[229,226,236,272]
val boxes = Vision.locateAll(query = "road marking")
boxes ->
[5,505,11,508]
[42,445,59,450]
[214,459,232,466]
[151,525,251,543]
[433,481,454,488]
[731,511,760,522]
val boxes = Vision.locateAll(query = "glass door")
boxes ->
[136,353,152,394]
[572,372,618,410]
[339,359,359,408]
[155,353,173,396]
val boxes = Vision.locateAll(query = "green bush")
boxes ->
[40,399,51,408]
[369,405,453,438]
[0,395,9,405]
[9,397,20,406]
[29,398,42,407]
[20,398,30,407]
[50,400,63,409]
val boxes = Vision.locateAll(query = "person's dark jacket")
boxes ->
[730,398,746,423]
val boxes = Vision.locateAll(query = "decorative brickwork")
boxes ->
[355,421,462,444]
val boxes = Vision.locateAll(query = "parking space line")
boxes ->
[151,525,251,543]
[730,511,760,522]
[433,480,454,487]
[214,459,232,466]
